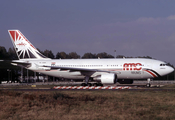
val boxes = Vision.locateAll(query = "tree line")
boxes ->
[0,46,154,60]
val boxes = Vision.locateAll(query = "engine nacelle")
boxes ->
[93,73,117,84]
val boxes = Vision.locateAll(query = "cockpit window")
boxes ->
[160,64,168,66]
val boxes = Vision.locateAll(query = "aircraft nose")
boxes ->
[168,66,174,73]
[158,66,174,76]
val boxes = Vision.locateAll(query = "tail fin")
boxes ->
[8,30,48,59]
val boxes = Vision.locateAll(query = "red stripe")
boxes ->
[144,70,157,77]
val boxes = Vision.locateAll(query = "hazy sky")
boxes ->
[1,0,175,65]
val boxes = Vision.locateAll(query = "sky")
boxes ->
[1,0,175,65]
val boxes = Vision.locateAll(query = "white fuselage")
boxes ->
[20,58,174,80]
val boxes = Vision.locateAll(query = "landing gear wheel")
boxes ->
[98,83,103,86]
[87,83,92,87]
[146,83,151,87]
[81,83,87,86]
[93,83,98,87]
[93,83,103,86]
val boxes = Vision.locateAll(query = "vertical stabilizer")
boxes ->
[8,30,47,59]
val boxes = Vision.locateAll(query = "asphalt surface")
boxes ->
[1,80,175,86]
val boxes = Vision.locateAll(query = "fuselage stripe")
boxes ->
[143,69,157,78]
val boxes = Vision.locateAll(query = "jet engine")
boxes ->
[93,73,117,84]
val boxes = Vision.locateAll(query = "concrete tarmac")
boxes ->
[0,80,175,87]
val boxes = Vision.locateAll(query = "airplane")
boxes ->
[8,30,174,87]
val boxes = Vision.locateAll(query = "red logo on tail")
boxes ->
[17,42,27,46]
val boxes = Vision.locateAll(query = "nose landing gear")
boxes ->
[146,78,151,87]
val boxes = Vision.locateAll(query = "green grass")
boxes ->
[1,89,175,120]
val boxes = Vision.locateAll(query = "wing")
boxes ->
[43,65,120,77]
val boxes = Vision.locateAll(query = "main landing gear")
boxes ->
[81,76,103,86]
[81,83,103,87]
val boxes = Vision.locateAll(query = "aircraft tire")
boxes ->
[81,83,87,86]
[146,83,151,87]
[93,83,103,86]
[87,83,92,87]
[93,83,98,87]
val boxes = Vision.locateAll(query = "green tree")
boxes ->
[56,52,69,59]
[0,46,8,59]
[82,53,97,59]
[68,52,80,59]
[60,52,68,59]
[96,52,114,58]
[116,55,125,58]
[43,50,55,59]
[8,48,18,60]
[55,52,61,59]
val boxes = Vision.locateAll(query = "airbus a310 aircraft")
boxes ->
[8,30,174,86]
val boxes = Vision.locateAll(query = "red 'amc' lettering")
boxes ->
[123,63,142,71]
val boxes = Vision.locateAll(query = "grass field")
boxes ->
[1,85,175,120]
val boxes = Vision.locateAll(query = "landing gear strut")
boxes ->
[81,76,91,86]
[85,76,89,85]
